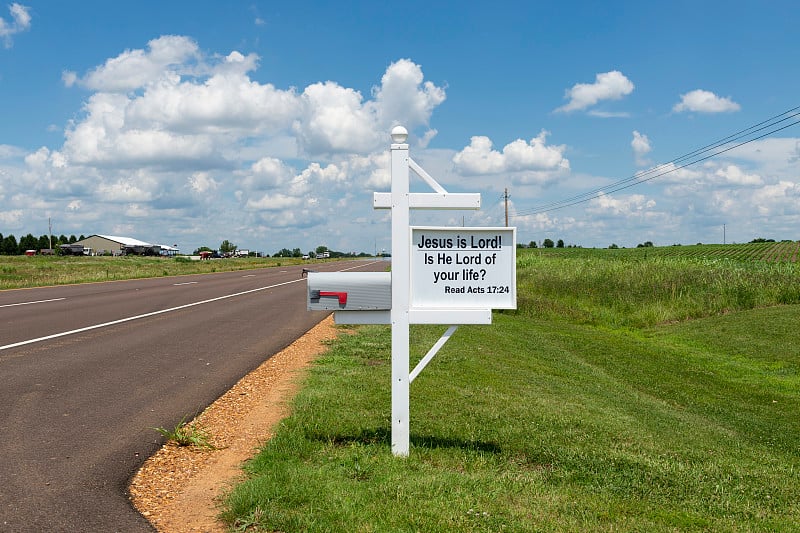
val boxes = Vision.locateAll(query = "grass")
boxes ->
[220,248,800,532]
[0,255,318,290]
[152,415,217,449]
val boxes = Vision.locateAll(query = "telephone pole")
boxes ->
[503,187,509,227]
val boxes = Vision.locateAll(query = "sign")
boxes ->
[411,226,516,309]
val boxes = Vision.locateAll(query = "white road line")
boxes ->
[0,279,304,352]
[173,281,199,286]
[340,260,386,271]
[242,274,256,278]
[0,298,66,309]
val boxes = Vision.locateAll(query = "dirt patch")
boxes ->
[129,315,341,532]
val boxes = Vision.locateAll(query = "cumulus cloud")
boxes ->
[0,3,31,48]
[65,35,201,92]
[293,81,381,155]
[452,130,569,176]
[188,172,219,193]
[0,143,26,159]
[587,192,656,217]
[293,59,445,156]
[0,209,23,227]
[372,59,446,132]
[245,192,304,211]
[59,48,446,176]
[714,164,762,186]
[673,89,740,113]
[631,130,652,167]
[555,71,634,113]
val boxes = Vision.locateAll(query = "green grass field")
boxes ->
[0,254,311,290]
[220,246,800,532]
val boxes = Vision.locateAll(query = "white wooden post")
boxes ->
[390,126,411,456]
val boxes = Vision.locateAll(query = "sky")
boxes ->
[1,1,799,255]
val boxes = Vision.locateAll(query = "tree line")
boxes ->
[191,242,375,259]
[0,232,85,255]
[518,239,576,249]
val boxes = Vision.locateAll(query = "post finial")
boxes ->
[390,125,408,144]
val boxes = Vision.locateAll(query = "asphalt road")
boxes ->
[0,259,388,532]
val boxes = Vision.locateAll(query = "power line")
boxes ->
[510,106,800,218]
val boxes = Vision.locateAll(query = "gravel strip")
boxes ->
[129,315,341,532]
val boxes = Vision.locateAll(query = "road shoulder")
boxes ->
[129,315,340,532]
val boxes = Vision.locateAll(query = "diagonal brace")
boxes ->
[409,325,459,383]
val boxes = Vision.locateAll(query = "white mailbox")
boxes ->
[307,272,391,311]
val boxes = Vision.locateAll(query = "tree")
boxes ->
[557,239,565,248]
[529,241,538,248]
[19,233,38,252]
[2,234,19,255]
[219,240,237,255]
[292,248,303,258]
[38,235,50,250]
[543,238,555,248]
[193,246,213,254]
[316,245,329,255]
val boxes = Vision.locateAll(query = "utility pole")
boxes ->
[48,217,52,250]
[504,187,509,227]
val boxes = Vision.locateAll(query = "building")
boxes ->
[74,235,179,256]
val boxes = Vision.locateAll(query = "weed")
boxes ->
[152,415,217,449]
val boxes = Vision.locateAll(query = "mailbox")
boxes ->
[307,272,391,311]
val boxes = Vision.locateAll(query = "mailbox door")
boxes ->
[307,271,391,311]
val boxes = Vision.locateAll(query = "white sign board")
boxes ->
[411,226,516,309]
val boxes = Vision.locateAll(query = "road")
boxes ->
[0,259,388,532]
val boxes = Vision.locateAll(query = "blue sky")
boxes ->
[1,1,799,254]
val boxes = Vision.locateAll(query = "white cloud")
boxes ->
[97,177,154,202]
[372,59,445,133]
[714,164,762,186]
[245,192,304,211]
[587,192,656,217]
[0,3,31,48]
[0,209,23,227]
[452,131,569,176]
[555,71,634,113]
[588,110,631,118]
[69,35,201,92]
[125,203,151,218]
[0,144,26,159]
[293,59,445,156]
[125,53,300,135]
[15,40,430,247]
[188,172,219,193]
[293,81,380,155]
[673,89,740,113]
[631,130,652,167]
[240,157,293,191]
